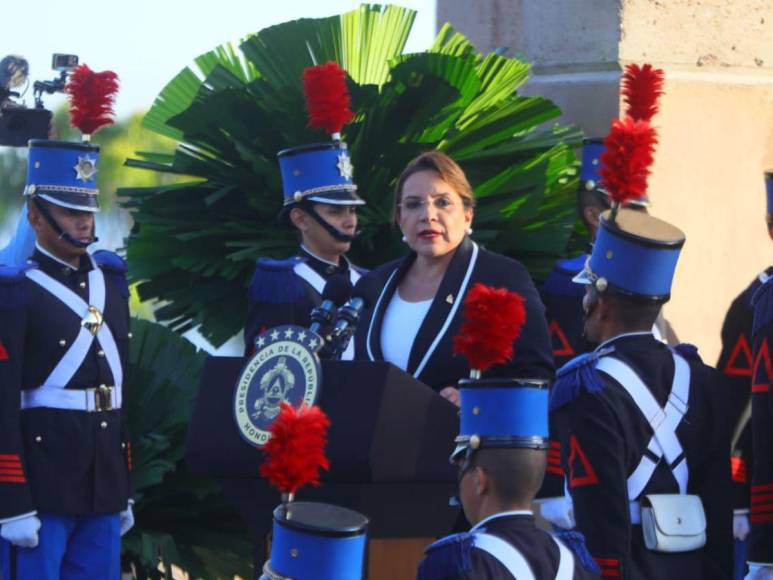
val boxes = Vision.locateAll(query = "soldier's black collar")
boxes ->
[299,245,350,278]
[33,244,93,276]
[470,510,534,532]
[595,331,655,351]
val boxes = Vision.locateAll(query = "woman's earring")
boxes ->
[401,234,407,243]
[466,227,473,236]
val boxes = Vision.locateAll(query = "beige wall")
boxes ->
[438,0,773,362]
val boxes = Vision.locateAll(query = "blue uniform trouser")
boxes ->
[0,513,120,580]
[733,538,747,580]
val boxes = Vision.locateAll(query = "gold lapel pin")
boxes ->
[445,294,454,305]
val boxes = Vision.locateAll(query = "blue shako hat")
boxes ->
[581,138,650,208]
[451,378,550,462]
[24,139,100,212]
[261,501,368,580]
[765,170,773,223]
[278,141,364,208]
[573,208,685,302]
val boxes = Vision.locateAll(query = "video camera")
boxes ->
[0,53,78,147]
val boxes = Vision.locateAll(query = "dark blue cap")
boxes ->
[24,139,100,212]
[573,209,685,302]
[278,142,365,208]
[262,502,368,580]
[451,378,550,462]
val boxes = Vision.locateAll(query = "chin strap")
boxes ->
[300,202,356,243]
[33,198,97,249]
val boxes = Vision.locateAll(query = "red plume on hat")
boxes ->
[600,63,664,221]
[599,117,658,207]
[622,63,664,123]
[453,283,527,378]
[66,64,119,140]
[259,402,331,502]
[302,61,354,138]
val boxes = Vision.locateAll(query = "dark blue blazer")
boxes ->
[353,236,554,391]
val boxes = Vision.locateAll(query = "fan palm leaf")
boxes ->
[121,4,583,346]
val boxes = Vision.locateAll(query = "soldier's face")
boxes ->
[293,204,357,257]
[28,201,94,261]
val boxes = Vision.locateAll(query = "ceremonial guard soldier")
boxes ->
[416,298,599,579]
[550,206,733,577]
[548,80,733,577]
[538,65,672,525]
[745,172,773,579]
[244,62,365,355]
[716,171,773,578]
[0,65,133,579]
[413,283,597,579]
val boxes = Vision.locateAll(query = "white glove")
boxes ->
[734,513,751,541]
[119,501,135,536]
[537,496,576,530]
[0,514,41,548]
[745,564,773,579]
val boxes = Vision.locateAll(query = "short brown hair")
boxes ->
[393,151,476,223]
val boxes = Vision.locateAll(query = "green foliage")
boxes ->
[0,147,26,217]
[122,4,583,347]
[122,318,252,579]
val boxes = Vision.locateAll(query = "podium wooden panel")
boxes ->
[368,538,434,580]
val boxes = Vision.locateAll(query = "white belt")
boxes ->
[21,385,121,412]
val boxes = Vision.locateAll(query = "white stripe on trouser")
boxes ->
[595,352,691,521]
[473,534,535,579]
[24,267,123,407]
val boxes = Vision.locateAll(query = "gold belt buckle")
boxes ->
[93,385,113,412]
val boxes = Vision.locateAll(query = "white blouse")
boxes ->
[380,290,432,372]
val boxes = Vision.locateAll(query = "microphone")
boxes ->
[326,275,380,358]
[309,274,352,337]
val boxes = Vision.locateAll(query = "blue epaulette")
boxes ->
[543,254,587,298]
[248,257,306,305]
[552,529,601,574]
[93,250,129,299]
[0,262,37,310]
[671,342,702,363]
[752,277,773,339]
[549,347,614,412]
[418,533,474,579]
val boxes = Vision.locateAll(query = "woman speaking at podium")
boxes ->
[353,152,553,403]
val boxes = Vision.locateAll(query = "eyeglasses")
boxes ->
[398,197,460,213]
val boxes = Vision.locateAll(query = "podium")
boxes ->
[186,357,461,578]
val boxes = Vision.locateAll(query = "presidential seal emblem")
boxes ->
[234,325,322,447]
